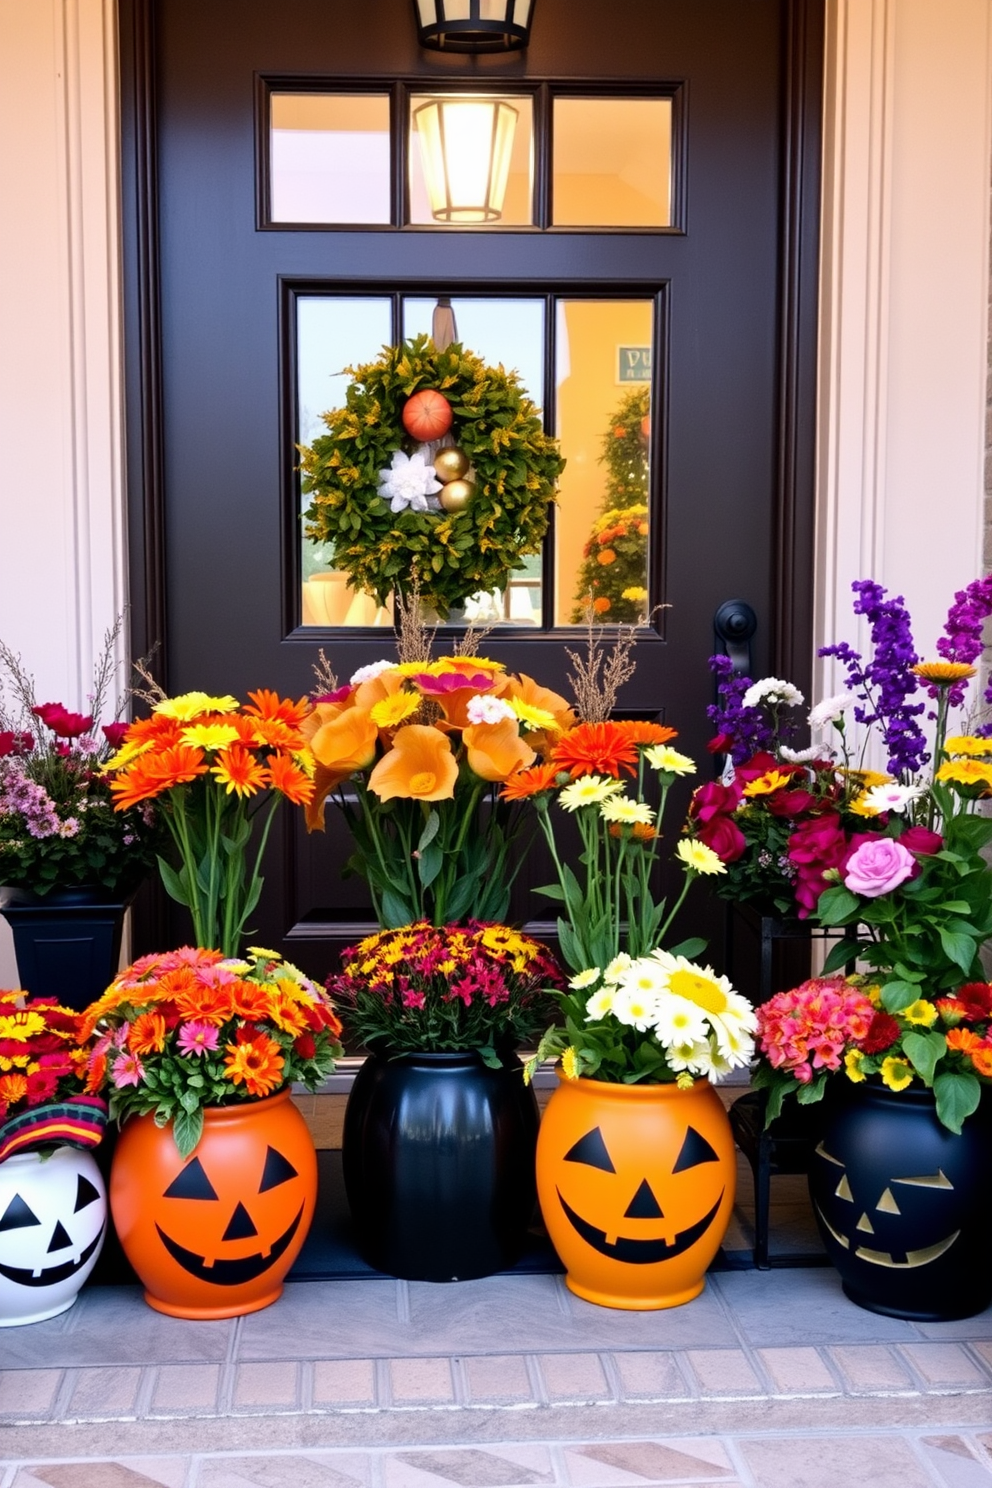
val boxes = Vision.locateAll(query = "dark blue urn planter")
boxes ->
[342,1049,539,1281]
[0,886,132,1010]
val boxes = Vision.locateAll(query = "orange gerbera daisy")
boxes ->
[368,725,458,802]
[500,762,562,800]
[551,721,639,779]
[173,985,230,1026]
[463,717,536,783]
[84,1052,107,1095]
[0,1073,28,1105]
[245,688,311,729]
[266,752,315,805]
[109,742,208,809]
[211,743,268,797]
[223,1032,285,1097]
[228,982,275,1021]
[128,1010,167,1056]
[619,721,679,747]
[946,1027,984,1054]
[912,661,977,683]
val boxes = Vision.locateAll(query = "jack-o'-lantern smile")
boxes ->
[0,1170,106,1289]
[155,1205,304,1286]
[814,1142,962,1270]
[556,1122,725,1266]
[0,1230,105,1289]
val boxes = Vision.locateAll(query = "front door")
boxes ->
[120,0,823,971]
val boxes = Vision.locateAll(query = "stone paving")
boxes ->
[2,1269,992,1486]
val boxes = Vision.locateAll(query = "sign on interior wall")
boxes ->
[617,345,652,383]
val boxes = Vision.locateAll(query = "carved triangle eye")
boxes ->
[259,1146,298,1192]
[563,1128,615,1172]
[673,1126,719,1172]
[0,1195,41,1231]
[164,1157,218,1201]
[835,1174,853,1201]
[876,1187,901,1214]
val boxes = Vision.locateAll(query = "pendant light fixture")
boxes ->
[414,96,519,222]
[413,0,534,54]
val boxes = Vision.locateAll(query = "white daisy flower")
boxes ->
[808,691,856,729]
[742,677,805,710]
[350,660,395,685]
[603,953,633,984]
[644,745,696,776]
[652,994,708,1048]
[610,983,660,1032]
[465,694,516,726]
[600,796,655,826]
[664,1038,718,1076]
[651,954,757,1059]
[675,839,726,876]
[559,775,624,812]
[569,967,601,990]
[377,450,442,513]
[584,986,616,1021]
[861,781,925,815]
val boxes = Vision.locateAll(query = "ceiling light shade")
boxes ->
[414,97,519,223]
[414,0,534,53]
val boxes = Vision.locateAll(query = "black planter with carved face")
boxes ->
[808,1081,992,1321]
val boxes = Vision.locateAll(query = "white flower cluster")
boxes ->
[350,660,395,685]
[465,694,516,726]
[572,951,757,1081]
[741,677,805,710]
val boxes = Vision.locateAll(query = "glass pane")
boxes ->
[297,296,395,628]
[552,98,672,228]
[555,300,653,626]
[403,297,546,625]
[271,93,391,225]
[409,94,533,226]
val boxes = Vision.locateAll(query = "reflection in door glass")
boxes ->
[552,98,672,228]
[555,300,653,627]
[270,94,391,225]
[297,296,393,627]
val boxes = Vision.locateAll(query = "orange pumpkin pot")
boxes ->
[109,1089,316,1319]
[536,1074,736,1309]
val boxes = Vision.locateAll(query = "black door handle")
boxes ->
[713,600,757,678]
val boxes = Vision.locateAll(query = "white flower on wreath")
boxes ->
[742,677,805,710]
[377,450,442,513]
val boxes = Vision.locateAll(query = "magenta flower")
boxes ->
[844,838,915,898]
[111,1051,145,1088]
[412,671,495,696]
[176,1020,220,1056]
[31,702,95,738]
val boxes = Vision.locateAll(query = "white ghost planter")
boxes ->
[0,1146,107,1325]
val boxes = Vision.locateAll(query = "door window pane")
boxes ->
[552,98,672,228]
[298,296,394,627]
[555,300,653,626]
[271,93,391,225]
[409,94,533,226]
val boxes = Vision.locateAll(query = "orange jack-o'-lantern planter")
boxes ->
[109,1089,316,1319]
[536,1074,736,1310]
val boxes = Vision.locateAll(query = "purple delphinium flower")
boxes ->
[819,580,928,778]
[935,575,992,713]
[706,655,775,765]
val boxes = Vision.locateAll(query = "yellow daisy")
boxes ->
[180,722,241,751]
[944,735,992,756]
[370,693,420,729]
[155,692,239,720]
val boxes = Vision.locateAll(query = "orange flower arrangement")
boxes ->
[81,946,342,1156]
[102,691,316,956]
[300,657,575,928]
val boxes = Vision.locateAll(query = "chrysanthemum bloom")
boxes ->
[245,688,311,729]
[109,742,208,809]
[558,774,624,811]
[463,717,536,783]
[944,735,992,757]
[675,839,726,876]
[620,722,679,748]
[551,722,639,780]
[369,692,421,730]
[742,769,794,797]
[265,751,316,805]
[500,762,561,801]
[128,1011,167,1056]
[155,692,239,721]
[936,758,992,791]
[223,1032,285,1097]
[210,743,268,797]
[911,661,977,684]
[645,744,695,775]
[368,725,458,802]
[181,721,241,752]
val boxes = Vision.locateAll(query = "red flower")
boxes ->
[950,982,992,1022]
[31,702,94,738]
[0,730,33,756]
[102,721,130,749]
[689,779,743,823]
[734,752,783,783]
[859,1011,901,1054]
[900,825,943,856]
[293,1032,316,1058]
[766,789,816,818]
[706,733,733,754]
[24,1067,60,1106]
[696,813,747,862]
[788,812,849,918]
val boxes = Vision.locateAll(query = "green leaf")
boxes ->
[534,883,568,903]
[380,885,414,928]
[796,1073,828,1104]
[933,1069,982,1134]
[902,1029,945,1085]
[417,839,443,888]
[939,928,979,975]
[417,810,440,852]
[821,939,860,975]
[157,855,191,908]
[172,1105,204,1160]
[880,980,924,1013]
[556,918,586,974]
[667,936,708,961]
[816,885,860,925]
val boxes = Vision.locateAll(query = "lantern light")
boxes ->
[414,0,534,53]
[414,97,519,223]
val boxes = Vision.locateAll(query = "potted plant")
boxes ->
[101,687,316,956]
[327,920,563,1282]
[504,632,757,1310]
[0,991,109,1326]
[80,945,342,1318]
[746,573,992,1320]
[0,623,163,1006]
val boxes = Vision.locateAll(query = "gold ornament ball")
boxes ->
[433,446,471,484]
[439,478,475,513]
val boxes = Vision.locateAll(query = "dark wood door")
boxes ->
[120,0,822,972]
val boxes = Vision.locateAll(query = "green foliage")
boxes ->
[301,335,565,618]
[570,388,651,625]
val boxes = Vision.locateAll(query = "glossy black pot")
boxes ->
[808,1081,992,1321]
[342,1050,539,1281]
[0,886,132,1011]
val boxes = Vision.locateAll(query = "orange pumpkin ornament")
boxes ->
[109,1089,316,1319]
[402,388,453,442]
[536,1075,736,1309]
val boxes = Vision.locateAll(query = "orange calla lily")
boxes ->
[463,718,537,783]
[304,707,379,830]
[368,725,458,802]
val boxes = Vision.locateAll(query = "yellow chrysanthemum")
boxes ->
[370,692,420,729]
[621,587,648,602]
[0,1011,46,1042]
[880,1055,914,1092]
[676,1071,696,1090]
[561,1046,580,1080]
[944,735,992,757]
[839,768,893,789]
[510,698,559,733]
[844,1048,867,1082]
[936,759,992,789]
[742,770,793,797]
[645,745,696,776]
[155,692,239,720]
[912,661,977,684]
[180,722,241,751]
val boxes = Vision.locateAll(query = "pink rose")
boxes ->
[689,779,742,823]
[844,838,915,897]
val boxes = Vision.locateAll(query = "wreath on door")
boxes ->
[300,335,565,619]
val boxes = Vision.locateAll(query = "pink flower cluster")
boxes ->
[755,977,876,1083]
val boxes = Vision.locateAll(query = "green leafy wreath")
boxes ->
[301,335,565,618]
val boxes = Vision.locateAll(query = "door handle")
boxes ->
[713,600,757,678]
